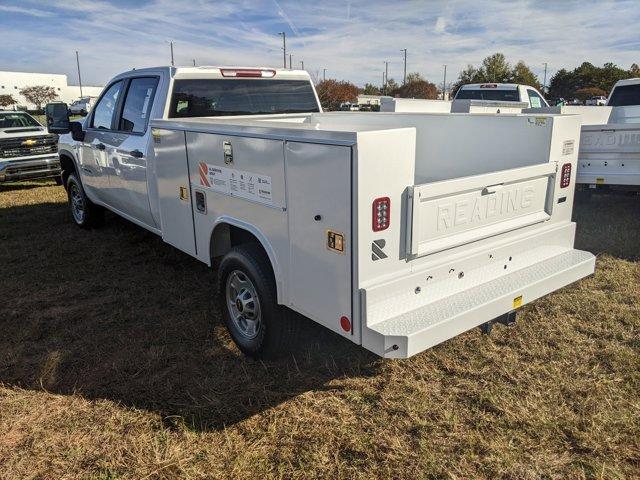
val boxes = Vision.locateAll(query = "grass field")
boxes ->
[0,180,638,479]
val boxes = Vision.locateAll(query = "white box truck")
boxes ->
[526,78,640,191]
[47,66,595,359]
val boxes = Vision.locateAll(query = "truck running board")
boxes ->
[362,249,595,358]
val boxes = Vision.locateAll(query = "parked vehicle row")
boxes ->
[45,66,594,359]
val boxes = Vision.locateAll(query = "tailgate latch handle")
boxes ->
[482,184,504,195]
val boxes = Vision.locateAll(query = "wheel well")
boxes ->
[210,223,279,291]
[59,153,77,188]
[210,223,267,260]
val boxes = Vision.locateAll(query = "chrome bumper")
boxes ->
[0,155,60,182]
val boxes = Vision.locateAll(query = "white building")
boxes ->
[0,71,103,110]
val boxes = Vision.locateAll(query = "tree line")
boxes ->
[315,53,640,110]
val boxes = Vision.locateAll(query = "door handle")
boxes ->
[129,149,144,158]
[95,143,106,150]
[482,184,504,195]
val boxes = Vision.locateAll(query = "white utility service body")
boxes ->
[526,79,640,189]
[150,111,595,358]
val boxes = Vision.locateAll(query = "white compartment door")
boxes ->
[285,142,354,336]
[153,128,197,257]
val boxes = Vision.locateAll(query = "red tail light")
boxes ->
[372,197,390,231]
[220,68,276,78]
[560,163,572,188]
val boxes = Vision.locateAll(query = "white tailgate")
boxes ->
[408,163,556,257]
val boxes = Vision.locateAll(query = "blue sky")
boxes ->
[1,0,639,87]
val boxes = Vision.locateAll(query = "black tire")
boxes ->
[217,243,299,359]
[66,173,104,228]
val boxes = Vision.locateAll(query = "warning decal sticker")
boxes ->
[198,162,273,206]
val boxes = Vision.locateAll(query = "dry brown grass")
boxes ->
[0,180,638,480]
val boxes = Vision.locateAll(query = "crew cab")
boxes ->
[0,110,60,184]
[526,78,640,192]
[46,66,594,359]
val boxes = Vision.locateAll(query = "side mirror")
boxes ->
[70,121,85,142]
[45,102,70,134]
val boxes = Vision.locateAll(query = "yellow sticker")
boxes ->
[513,295,523,309]
[596,178,605,185]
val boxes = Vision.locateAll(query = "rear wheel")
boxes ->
[66,173,104,228]
[218,243,298,358]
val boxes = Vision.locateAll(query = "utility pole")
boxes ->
[75,50,83,98]
[300,60,304,70]
[384,61,389,95]
[169,41,174,66]
[289,54,292,69]
[542,62,548,93]
[400,49,407,85]
[382,71,386,95]
[442,65,447,100]
[278,32,286,68]
[323,68,326,81]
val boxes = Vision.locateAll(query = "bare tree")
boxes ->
[0,94,17,109]
[19,85,58,110]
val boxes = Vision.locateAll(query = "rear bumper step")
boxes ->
[362,249,595,358]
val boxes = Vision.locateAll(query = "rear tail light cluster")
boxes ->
[219,68,276,78]
[560,163,572,188]
[372,197,390,231]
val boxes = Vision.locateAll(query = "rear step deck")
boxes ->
[365,249,595,358]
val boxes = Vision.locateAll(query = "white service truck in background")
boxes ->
[451,83,549,113]
[381,83,549,114]
[526,78,640,191]
[47,66,595,359]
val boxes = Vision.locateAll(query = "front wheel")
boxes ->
[66,173,104,228]
[217,243,299,358]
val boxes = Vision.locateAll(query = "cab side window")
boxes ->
[119,77,159,133]
[91,81,123,129]
[527,89,546,108]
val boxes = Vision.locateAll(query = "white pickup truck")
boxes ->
[47,66,595,359]
[0,110,61,184]
[381,84,548,114]
[452,83,549,113]
[526,78,640,191]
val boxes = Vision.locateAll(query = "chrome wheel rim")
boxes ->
[225,270,262,339]
[70,183,85,223]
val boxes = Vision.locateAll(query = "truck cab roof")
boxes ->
[112,66,312,82]
[613,77,640,88]
[458,83,521,90]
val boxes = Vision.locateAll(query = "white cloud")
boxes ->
[0,4,52,17]
[0,0,638,89]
